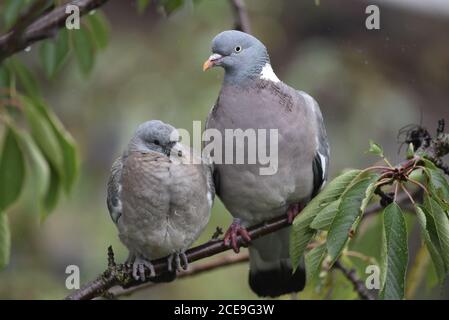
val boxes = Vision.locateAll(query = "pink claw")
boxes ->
[223,219,251,253]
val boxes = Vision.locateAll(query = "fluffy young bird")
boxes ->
[203,30,329,297]
[107,120,215,281]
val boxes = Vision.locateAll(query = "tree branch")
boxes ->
[65,121,447,300]
[108,252,250,299]
[108,251,377,301]
[65,213,292,300]
[64,168,421,300]
[0,0,110,62]
[333,261,376,300]
[228,0,251,34]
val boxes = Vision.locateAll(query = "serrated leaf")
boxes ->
[423,160,449,201]
[0,214,11,269]
[415,205,446,283]
[367,140,384,157]
[72,28,96,75]
[305,243,327,282]
[86,12,109,49]
[290,169,362,270]
[361,178,378,212]
[0,128,25,211]
[310,199,340,230]
[380,203,408,300]
[426,197,449,270]
[327,173,379,263]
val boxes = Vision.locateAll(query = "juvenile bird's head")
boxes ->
[203,30,272,84]
[129,120,179,156]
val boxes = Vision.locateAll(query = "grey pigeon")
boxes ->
[107,120,215,281]
[203,30,329,297]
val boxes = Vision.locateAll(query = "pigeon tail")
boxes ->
[247,228,305,297]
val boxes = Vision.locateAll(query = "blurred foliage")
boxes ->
[0,0,113,270]
[0,0,448,300]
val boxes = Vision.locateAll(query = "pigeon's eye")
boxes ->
[234,46,242,53]
[178,150,183,157]
[154,140,160,146]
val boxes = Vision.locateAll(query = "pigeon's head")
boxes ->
[203,30,270,83]
[129,120,179,156]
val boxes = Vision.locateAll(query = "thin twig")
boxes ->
[400,183,415,205]
[0,0,110,62]
[393,182,399,203]
[333,260,376,300]
[108,252,249,298]
[407,178,429,194]
[228,0,251,33]
[65,213,292,300]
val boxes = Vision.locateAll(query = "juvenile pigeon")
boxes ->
[107,120,215,281]
[203,31,329,297]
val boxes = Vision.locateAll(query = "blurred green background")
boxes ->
[1,0,448,299]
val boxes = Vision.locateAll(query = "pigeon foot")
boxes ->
[132,255,155,281]
[167,251,189,272]
[223,218,251,253]
[287,203,305,224]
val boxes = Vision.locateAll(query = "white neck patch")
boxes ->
[260,63,280,83]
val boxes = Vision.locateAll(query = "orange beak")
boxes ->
[203,53,223,71]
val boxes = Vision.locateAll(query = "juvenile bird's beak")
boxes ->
[203,53,223,71]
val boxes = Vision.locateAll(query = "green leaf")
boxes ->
[316,170,364,206]
[305,243,327,282]
[41,165,61,220]
[160,0,184,14]
[39,41,57,78]
[423,159,449,201]
[13,128,50,212]
[426,197,449,270]
[72,28,96,75]
[22,97,64,176]
[3,0,26,29]
[415,205,447,283]
[380,203,408,300]
[327,173,379,263]
[290,169,362,270]
[0,128,25,211]
[0,64,11,91]
[361,177,378,212]
[39,30,70,78]
[32,99,79,193]
[86,12,109,49]
[8,58,39,98]
[367,140,384,157]
[0,214,11,270]
[310,199,340,230]
[137,0,151,13]
[290,224,315,273]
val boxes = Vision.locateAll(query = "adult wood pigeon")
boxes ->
[203,30,329,297]
[107,120,215,281]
